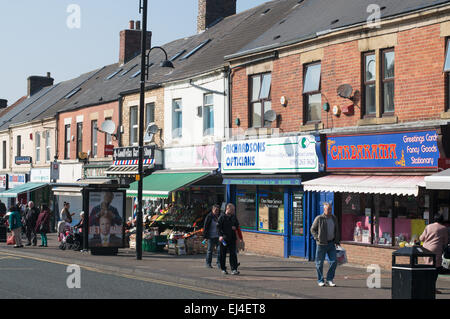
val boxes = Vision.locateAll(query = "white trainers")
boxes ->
[318,282,326,287]
[327,281,336,287]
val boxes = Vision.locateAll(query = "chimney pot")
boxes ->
[136,21,141,30]
[47,72,51,78]
[129,20,135,30]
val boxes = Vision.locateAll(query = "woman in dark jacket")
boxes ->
[35,204,51,247]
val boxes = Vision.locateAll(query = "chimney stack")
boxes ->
[119,20,152,65]
[27,73,54,97]
[0,99,7,109]
[197,0,236,33]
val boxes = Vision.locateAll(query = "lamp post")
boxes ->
[136,0,173,260]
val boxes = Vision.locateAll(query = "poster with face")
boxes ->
[88,191,124,248]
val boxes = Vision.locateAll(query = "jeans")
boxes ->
[40,233,48,246]
[315,241,337,283]
[219,240,238,271]
[206,238,220,266]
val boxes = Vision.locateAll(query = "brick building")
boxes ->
[224,0,450,268]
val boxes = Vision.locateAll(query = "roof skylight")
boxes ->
[180,39,211,61]
[65,88,81,99]
[105,69,122,80]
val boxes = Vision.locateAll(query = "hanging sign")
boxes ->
[326,130,440,170]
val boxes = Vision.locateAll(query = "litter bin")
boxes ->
[392,246,436,299]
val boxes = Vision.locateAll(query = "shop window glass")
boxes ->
[236,187,257,231]
[372,194,393,246]
[394,195,425,246]
[341,193,367,242]
[258,190,284,233]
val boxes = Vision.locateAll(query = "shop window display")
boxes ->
[236,187,257,231]
[258,190,284,233]
[341,192,428,247]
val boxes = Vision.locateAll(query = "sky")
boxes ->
[0,0,270,105]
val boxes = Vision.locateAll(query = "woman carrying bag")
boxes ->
[35,204,51,247]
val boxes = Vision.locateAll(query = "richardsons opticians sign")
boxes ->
[326,130,440,170]
[221,135,321,173]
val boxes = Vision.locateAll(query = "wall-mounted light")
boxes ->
[323,102,330,112]
[280,96,288,107]
[235,118,240,126]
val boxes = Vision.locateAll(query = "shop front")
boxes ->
[303,129,447,269]
[221,134,324,259]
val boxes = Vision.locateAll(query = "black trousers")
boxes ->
[219,240,238,271]
[26,226,37,245]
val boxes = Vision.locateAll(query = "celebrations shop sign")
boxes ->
[222,135,321,173]
[326,130,439,170]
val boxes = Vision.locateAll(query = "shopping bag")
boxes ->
[442,245,450,270]
[6,235,15,245]
[336,245,347,266]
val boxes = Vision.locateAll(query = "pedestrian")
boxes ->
[58,202,74,241]
[217,203,240,275]
[35,204,51,247]
[24,201,40,246]
[203,204,221,268]
[310,202,340,287]
[0,200,6,217]
[419,213,449,294]
[229,205,244,269]
[8,206,23,248]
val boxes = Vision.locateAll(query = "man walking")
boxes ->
[24,201,40,246]
[203,204,221,268]
[310,202,340,287]
[218,203,239,275]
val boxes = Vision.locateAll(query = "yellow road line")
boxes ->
[0,250,253,299]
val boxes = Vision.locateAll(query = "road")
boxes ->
[0,251,235,299]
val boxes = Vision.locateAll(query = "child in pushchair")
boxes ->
[59,225,82,251]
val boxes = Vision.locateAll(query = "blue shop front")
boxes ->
[221,134,324,259]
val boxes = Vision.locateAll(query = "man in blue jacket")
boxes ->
[8,206,23,248]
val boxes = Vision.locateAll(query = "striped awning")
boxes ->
[302,175,426,196]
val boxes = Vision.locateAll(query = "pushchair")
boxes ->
[59,225,82,251]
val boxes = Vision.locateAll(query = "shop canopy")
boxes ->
[0,182,48,198]
[424,169,450,190]
[302,175,426,197]
[126,171,211,199]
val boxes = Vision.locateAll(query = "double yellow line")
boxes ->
[0,251,252,299]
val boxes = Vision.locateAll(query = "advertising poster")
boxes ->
[88,191,124,248]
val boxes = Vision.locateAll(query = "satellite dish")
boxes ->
[264,110,277,122]
[101,120,116,135]
[337,84,353,99]
[144,123,159,143]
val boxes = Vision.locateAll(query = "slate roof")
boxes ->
[227,0,450,59]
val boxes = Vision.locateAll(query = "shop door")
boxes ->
[288,192,305,257]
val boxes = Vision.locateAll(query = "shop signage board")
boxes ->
[292,192,304,236]
[221,135,321,174]
[9,174,27,188]
[326,130,440,170]
[15,156,32,165]
[164,143,220,170]
[0,174,7,190]
[113,146,154,165]
[30,168,51,183]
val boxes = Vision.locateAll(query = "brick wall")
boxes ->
[57,101,119,161]
[241,231,284,258]
[230,21,448,133]
[341,244,396,270]
[121,87,164,148]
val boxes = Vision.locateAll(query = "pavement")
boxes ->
[1,233,450,299]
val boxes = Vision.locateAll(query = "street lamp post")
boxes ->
[136,0,173,260]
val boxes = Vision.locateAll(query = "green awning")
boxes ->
[126,171,211,199]
[0,182,48,198]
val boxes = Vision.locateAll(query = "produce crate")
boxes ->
[143,236,167,252]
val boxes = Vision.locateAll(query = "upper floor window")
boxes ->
[76,122,83,158]
[445,38,450,111]
[203,93,214,136]
[250,73,271,128]
[104,118,112,145]
[64,125,70,159]
[35,132,41,162]
[2,141,6,169]
[130,106,138,145]
[303,62,322,123]
[16,135,21,157]
[381,49,395,114]
[172,99,182,138]
[362,49,395,118]
[91,120,98,158]
[145,103,155,128]
[45,131,51,162]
